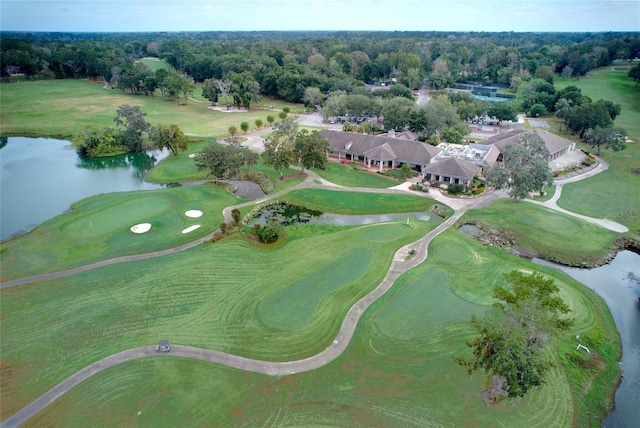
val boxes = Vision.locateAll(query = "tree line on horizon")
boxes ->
[2,31,639,99]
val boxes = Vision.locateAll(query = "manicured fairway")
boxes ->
[314,162,400,188]
[0,220,435,419]
[555,64,640,234]
[15,230,619,427]
[0,79,300,139]
[0,183,239,280]
[462,199,619,264]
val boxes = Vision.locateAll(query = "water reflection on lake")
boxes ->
[0,137,167,241]
[535,251,640,427]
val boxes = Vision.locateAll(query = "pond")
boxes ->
[0,137,167,241]
[534,251,640,427]
[250,202,434,227]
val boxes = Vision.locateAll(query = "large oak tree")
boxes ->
[486,133,553,202]
[455,271,573,399]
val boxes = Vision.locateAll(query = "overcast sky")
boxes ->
[1,0,639,33]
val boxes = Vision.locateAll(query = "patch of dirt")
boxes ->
[208,105,248,113]
[632,169,640,177]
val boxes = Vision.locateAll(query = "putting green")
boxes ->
[62,196,173,238]
[258,247,373,330]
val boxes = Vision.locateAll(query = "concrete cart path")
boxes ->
[0,152,626,427]
[2,195,487,428]
[524,159,629,233]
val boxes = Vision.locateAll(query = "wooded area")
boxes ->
[2,31,639,101]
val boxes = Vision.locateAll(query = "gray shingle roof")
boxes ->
[422,157,480,180]
[320,130,441,166]
[477,130,573,157]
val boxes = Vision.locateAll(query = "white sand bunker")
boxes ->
[182,225,201,234]
[185,209,203,218]
[130,223,152,234]
[188,153,196,158]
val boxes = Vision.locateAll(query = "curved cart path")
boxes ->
[524,159,629,233]
[0,153,627,427]
[2,192,497,428]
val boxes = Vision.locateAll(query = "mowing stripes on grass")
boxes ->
[374,268,481,341]
[258,247,373,330]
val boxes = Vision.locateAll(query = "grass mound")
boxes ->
[462,199,619,265]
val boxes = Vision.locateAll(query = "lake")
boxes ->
[0,137,167,241]
[535,251,640,427]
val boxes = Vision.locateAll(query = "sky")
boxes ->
[1,0,639,33]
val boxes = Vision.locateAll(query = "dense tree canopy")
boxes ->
[3,31,638,105]
[113,104,151,152]
[194,143,258,183]
[455,271,573,399]
[629,64,640,87]
[261,118,299,177]
[583,126,627,156]
[294,130,330,173]
[151,124,188,156]
[486,133,553,202]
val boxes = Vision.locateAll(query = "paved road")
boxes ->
[1,131,628,426]
[416,84,430,106]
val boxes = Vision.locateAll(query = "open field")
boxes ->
[461,199,620,264]
[554,64,640,235]
[0,220,436,420]
[0,79,302,139]
[12,230,619,427]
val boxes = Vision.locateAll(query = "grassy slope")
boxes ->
[19,230,619,427]
[461,199,619,264]
[554,64,640,235]
[0,221,435,419]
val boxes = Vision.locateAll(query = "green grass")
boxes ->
[0,221,435,419]
[461,199,619,264]
[554,65,640,235]
[282,188,444,215]
[137,57,170,72]
[144,138,304,193]
[0,184,239,280]
[315,162,401,188]
[15,230,619,427]
[0,79,301,139]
